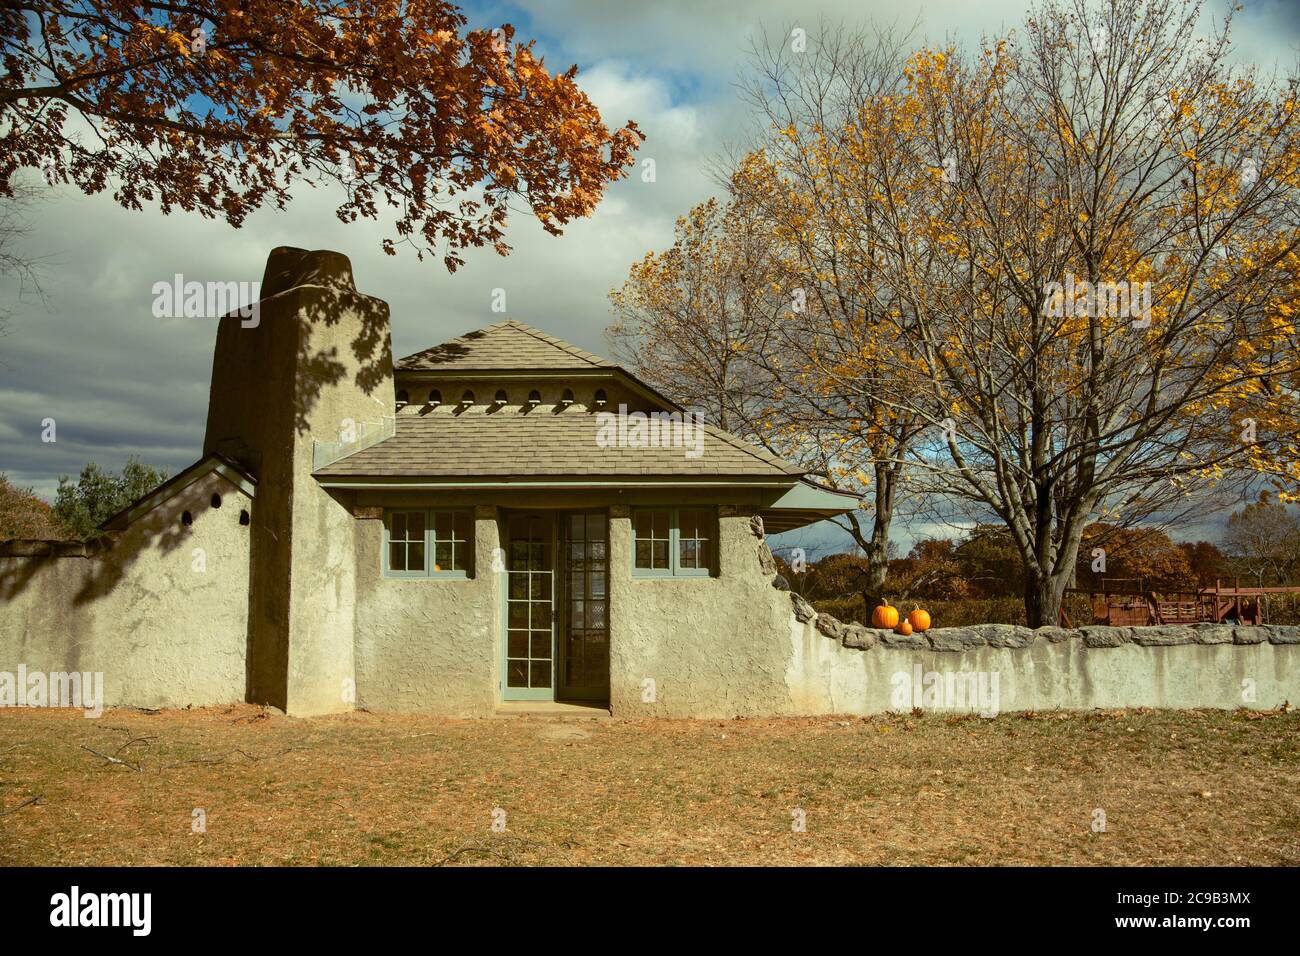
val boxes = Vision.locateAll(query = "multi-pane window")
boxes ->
[676,509,712,572]
[384,509,473,577]
[387,511,425,573]
[633,509,671,570]
[633,508,714,576]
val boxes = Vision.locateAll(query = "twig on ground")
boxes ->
[0,794,42,816]
[114,736,157,756]
[80,745,140,771]
[160,748,261,769]
[432,835,544,867]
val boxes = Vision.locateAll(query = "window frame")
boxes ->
[382,508,474,579]
[631,507,716,578]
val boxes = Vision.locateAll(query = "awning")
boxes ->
[759,479,861,533]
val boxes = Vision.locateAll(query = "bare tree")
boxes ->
[847,0,1300,624]
[0,181,49,345]
[1222,491,1300,586]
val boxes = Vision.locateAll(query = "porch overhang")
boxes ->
[757,479,862,534]
[314,474,859,533]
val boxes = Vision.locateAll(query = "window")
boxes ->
[633,508,714,576]
[677,509,713,572]
[384,509,473,578]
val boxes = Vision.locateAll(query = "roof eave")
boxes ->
[100,454,257,531]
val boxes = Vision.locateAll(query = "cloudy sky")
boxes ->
[2,0,1298,552]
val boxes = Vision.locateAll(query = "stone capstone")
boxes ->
[791,592,817,623]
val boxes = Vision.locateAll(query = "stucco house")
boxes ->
[0,247,857,717]
[4,247,1299,718]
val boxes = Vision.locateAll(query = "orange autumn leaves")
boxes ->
[1,1,643,270]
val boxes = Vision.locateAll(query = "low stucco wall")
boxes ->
[0,471,251,710]
[785,604,1300,715]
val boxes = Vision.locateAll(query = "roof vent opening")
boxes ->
[459,389,475,408]
[560,388,574,409]
[493,389,508,408]
[239,509,251,526]
[594,388,608,408]
[527,389,541,409]
[210,493,222,509]
[181,510,193,526]
[396,389,409,408]
[427,389,442,408]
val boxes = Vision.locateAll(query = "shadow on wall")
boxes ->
[0,485,224,605]
[248,246,393,441]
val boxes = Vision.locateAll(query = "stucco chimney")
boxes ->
[203,247,394,714]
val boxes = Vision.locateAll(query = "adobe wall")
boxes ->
[604,515,1300,717]
[0,470,251,709]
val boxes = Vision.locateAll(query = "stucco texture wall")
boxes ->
[608,508,794,718]
[351,504,501,715]
[0,470,251,709]
[204,248,394,716]
[786,613,1300,715]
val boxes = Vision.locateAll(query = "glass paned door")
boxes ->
[559,511,609,702]
[502,512,554,701]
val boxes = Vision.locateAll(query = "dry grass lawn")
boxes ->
[1,704,1297,866]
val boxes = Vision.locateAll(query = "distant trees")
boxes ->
[1077,523,1196,593]
[1177,540,1228,586]
[0,474,66,540]
[785,511,1293,619]
[1222,491,1300,586]
[53,458,169,540]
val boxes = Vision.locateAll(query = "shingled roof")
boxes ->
[313,411,802,479]
[396,319,615,372]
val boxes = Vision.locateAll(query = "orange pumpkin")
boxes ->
[872,604,900,629]
[908,608,932,632]
[895,619,914,636]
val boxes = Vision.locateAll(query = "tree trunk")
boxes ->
[859,461,897,610]
[1024,569,1070,628]
[861,525,889,611]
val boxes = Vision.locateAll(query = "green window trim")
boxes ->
[383,508,474,579]
[632,507,716,578]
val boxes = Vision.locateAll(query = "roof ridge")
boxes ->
[396,318,612,370]
[503,321,607,367]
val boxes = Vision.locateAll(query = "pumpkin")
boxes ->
[895,619,914,636]
[908,608,932,632]
[872,604,900,630]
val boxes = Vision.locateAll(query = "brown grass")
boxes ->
[1,704,1297,866]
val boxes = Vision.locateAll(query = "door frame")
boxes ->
[497,508,611,705]
[498,509,558,702]
[555,508,610,704]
